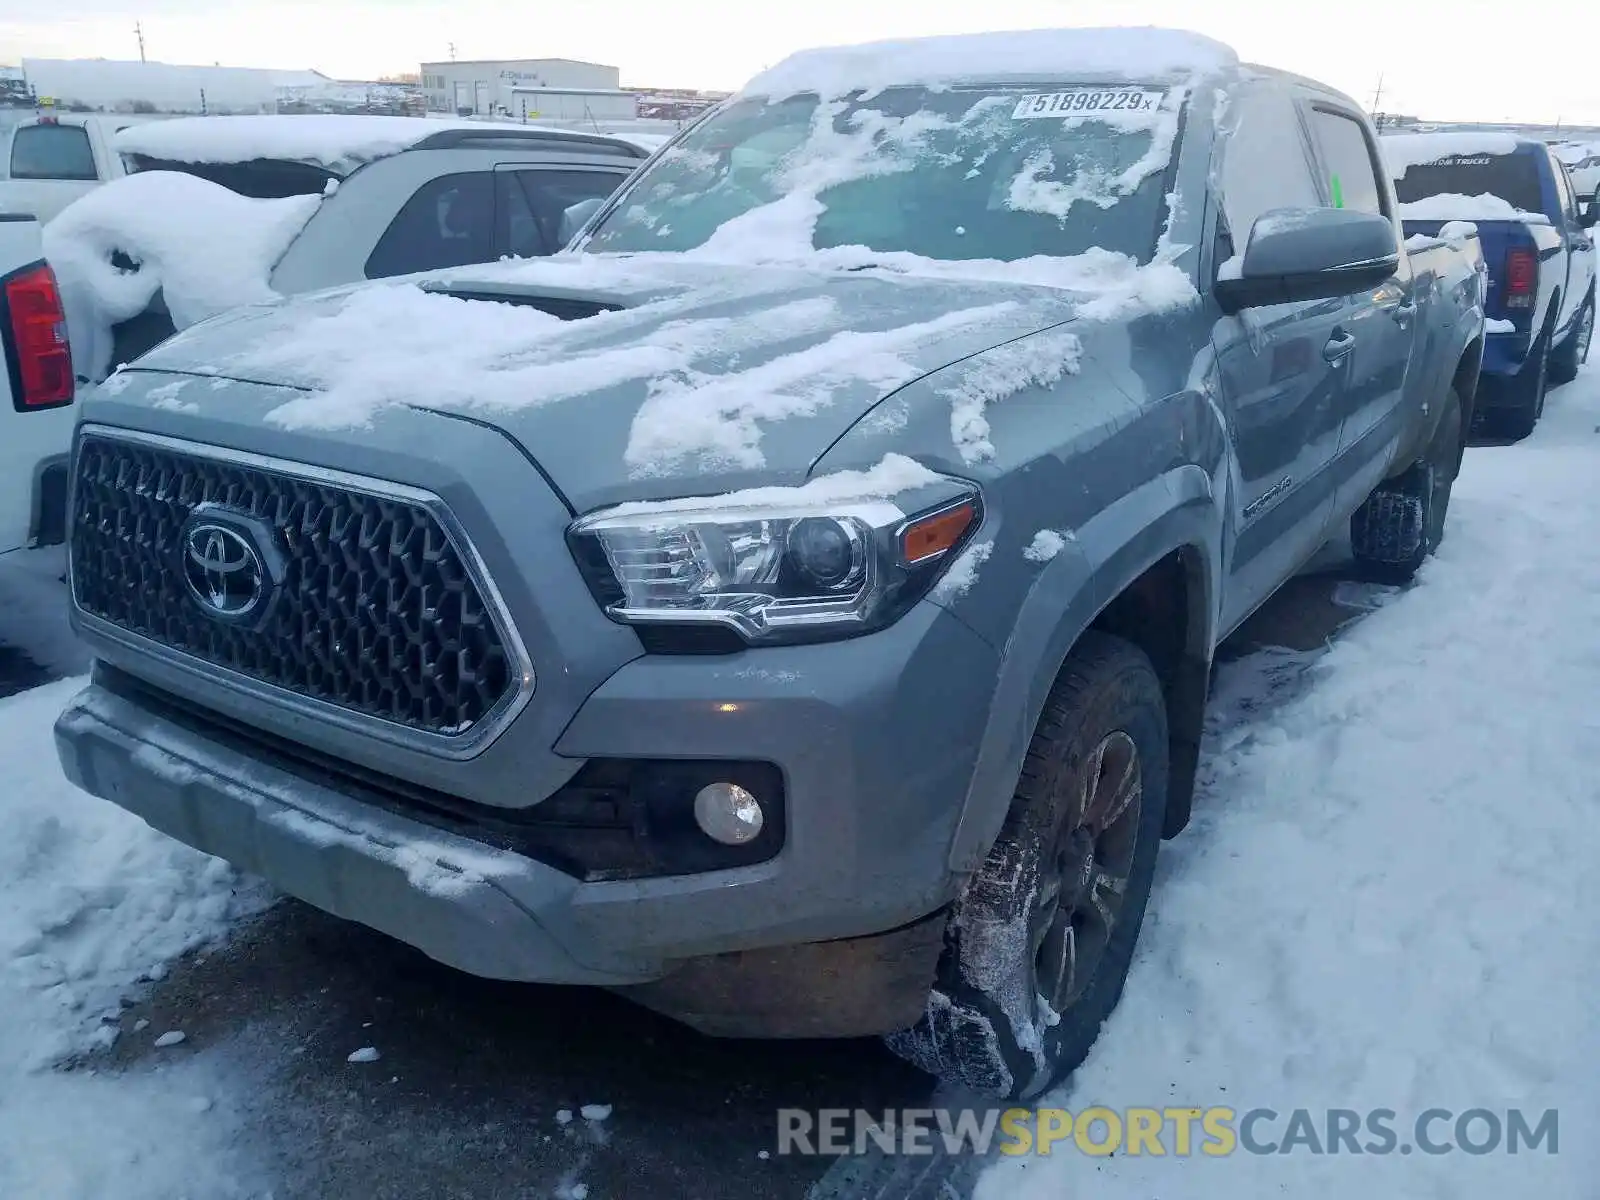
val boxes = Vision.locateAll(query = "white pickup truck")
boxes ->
[0,114,163,225]
[0,214,74,553]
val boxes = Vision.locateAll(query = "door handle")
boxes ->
[1390,300,1418,325]
[1323,330,1356,363]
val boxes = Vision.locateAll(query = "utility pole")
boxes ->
[1370,73,1384,115]
[135,20,146,63]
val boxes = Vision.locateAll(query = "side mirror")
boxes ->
[1215,207,1400,314]
[558,197,606,248]
[1580,197,1598,229]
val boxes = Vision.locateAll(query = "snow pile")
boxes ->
[942,329,1083,464]
[1023,530,1072,562]
[0,678,268,1068]
[44,171,319,381]
[624,301,1018,474]
[1485,317,1516,333]
[1396,192,1549,224]
[113,113,568,173]
[977,378,1600,1198]
[742,27,1236,101]
[1380,131,1521,178]
[0,676,271,1198]
[931,540,992,602]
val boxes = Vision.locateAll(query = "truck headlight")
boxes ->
[567,477,982,646]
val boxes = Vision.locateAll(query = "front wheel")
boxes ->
[883,632,1168,1100]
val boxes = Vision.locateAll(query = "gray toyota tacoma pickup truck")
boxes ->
[55,29,1484,1100]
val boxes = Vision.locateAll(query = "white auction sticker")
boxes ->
[1011,89,1168,120]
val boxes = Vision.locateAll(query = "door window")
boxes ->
[1215,89,1322,254]
[499,169,626,258]
[365,172,495,278]
[1548,153,1577,223]
[1308,108,1388,217]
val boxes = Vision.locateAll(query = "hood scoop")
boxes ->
[420,280,629,322]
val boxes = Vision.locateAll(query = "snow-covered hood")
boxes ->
[122,257,1095,507]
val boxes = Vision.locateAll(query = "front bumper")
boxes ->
[56,600,998,1033]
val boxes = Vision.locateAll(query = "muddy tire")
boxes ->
[1350,384,1465,581]
[1550,290,1594,386]
[883,632,1167,1100]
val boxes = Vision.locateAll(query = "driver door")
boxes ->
[1210,85,1352,634]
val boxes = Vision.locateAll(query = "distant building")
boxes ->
[419,57,620,117]
[19,57,330,114]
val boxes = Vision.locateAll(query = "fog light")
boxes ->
[693,781,764,845]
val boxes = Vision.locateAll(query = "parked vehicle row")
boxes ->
[49,28,1487,1103]
[1386,131,1597,437]
[0,111,665,223]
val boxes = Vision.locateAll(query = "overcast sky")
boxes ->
[0,0,1594,126]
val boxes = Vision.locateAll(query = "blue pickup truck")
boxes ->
[1385,133,1596,438]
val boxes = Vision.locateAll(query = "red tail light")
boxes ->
[4,263,73,410]
[1504,247,1538,310]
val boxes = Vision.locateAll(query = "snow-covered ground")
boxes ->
[978,386,1600,1194]
[3,353,1599,1197]
[0,671,273,1197]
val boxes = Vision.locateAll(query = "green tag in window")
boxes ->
[1331,173,1345,208]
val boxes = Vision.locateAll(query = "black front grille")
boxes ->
[70,433,517,738]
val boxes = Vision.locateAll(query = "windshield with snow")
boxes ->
[584,84,1181,264]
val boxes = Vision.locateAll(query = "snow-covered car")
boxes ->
[0,216,74,554]
[47,116,652,383]
[56,28,1485,1101]
[1565,153,1600,203]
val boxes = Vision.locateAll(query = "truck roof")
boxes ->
[739,26,1238,100]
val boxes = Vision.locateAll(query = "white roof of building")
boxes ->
[22,58,319,112]
[420,57,616,70]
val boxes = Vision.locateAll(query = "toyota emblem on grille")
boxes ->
[182,521,266,618]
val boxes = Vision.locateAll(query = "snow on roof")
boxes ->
[113,114,600,173]
[1396,192,1550,225]
[741,27,1237,100]
[1381,131,1524,177]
